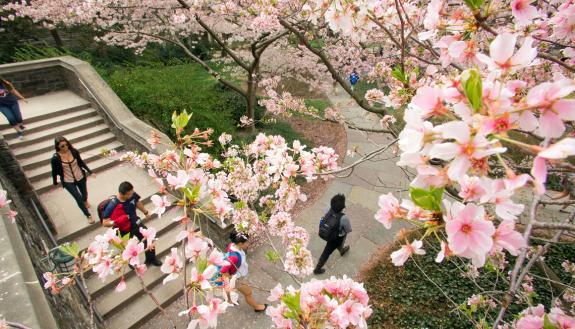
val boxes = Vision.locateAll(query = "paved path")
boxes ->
[142,88,411,328]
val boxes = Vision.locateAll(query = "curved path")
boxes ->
[142,87,410,328]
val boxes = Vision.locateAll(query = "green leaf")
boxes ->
[171,110,193,130]
[460,69,483,113]
[59,242,79,257]
[463,0,484,11]
[265,250,280,263]
[544,314,558,329]
[409,187,442,211]
[197,257,208,273]
[391,64,408,84]
[281,292,301,316]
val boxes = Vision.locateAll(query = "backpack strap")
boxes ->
[228,250,242,269]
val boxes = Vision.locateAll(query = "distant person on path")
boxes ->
[349,69,360,91]
[314,193,352,275]
[51,136,94,224]
[219,230,267,312]
[102,181,162,266]
[0,77,26,140]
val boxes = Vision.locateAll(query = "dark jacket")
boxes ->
[51,148,92,185]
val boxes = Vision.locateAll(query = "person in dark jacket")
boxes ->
[313,193,352,275]
[51,136,94,223]
[102,181,162,266]
[0,77,26,140]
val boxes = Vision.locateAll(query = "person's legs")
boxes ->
[237,282,265,311]
[337,235,350,256]
[315,236,344,273]
[9,102,23,126]
[0,104,22,136]
[62,181,91,218]
[77,177,90,208]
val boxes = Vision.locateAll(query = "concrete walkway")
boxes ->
[141,87,410,328]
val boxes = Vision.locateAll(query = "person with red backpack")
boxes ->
[100,181,162,267]
[218,230,267,312]
[314,193,352,275]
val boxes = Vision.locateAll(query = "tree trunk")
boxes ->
[244,67,257,134]
[50,29,64,50]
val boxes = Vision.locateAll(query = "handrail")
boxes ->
[30,198,105,325]
[76,75,124,132]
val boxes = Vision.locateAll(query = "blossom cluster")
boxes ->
[266,276,372,329]
[0,189,17,223]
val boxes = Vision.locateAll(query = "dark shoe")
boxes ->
[254,304,268,313]
[16,131,23,140]
[145,258,162,267]
[340,246,350,256]
[19,124,26,130]
[313,268,325,275]
[429,158,443,166]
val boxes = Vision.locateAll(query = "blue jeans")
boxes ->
[62,177,90,217]
[0,102,23,127]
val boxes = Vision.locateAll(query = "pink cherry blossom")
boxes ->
[150,195,169,218]
[476,33,537,75]
[538,138,575,159]
[332,300,365,328]
[458,175,486,202]
[190,265,217,290]
[492,220,525,256]
[93,256,114,280]
[531,156,547,195]
[6,210,17,223]
[122,238,144,266]
[166,170,190,189]
[526,80,575,138]
[139,226,157,242]
[445,202,495,267]
[515,315,544,329]
[161,248,183,284]
[435,241,452,263]
[390,240,426,266]
[411,86,445,117]
[115,277,127,292]
[511,0,539,26]
[429,121,506,180]
[375,193,401,229]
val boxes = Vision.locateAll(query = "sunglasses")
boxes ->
[59,143,68,149]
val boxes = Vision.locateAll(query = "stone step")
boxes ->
[11,124,111,159]
[24,142,124,183]
[33,155,121,194]
[0,91,92,129]
[91,208,182,318]
[1,107,99,139]
[6,115,104,148]
[19,134,118,170]
[105,266,182,329]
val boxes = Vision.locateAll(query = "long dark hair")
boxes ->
[229,229,249,244]
[54,136,76,153]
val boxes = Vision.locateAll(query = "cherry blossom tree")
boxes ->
[5,0,575,328]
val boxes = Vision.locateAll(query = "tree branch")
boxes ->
[278,18,389,118]
[194,14,250,71]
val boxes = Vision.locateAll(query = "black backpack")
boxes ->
[319,211,343,241]
[97,195,118,224]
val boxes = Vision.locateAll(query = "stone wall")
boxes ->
[0,137,100,329]
[1,66,67,97]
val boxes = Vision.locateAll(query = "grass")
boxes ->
[362,232,575,328]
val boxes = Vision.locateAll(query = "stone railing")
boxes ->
[0,56,173,153]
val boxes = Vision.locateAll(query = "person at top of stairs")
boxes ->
[0,77,27,140]
[102,181,163,267]
[51,136,95,224]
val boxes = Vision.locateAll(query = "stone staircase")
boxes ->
[0,90,187,329]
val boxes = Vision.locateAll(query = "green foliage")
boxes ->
[215,84,266,125]
[11,44,69,62]
[391,64,408,85]
[461,69,483,113]
[106,63,237,142]
[304,98,331,117]
[365,238,575,328]
[464,0,484,11]
[266,250,281,263]
[409,186,444,211]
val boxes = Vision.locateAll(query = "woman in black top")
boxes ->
[51,136,94,224]
[0,77,26,140]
